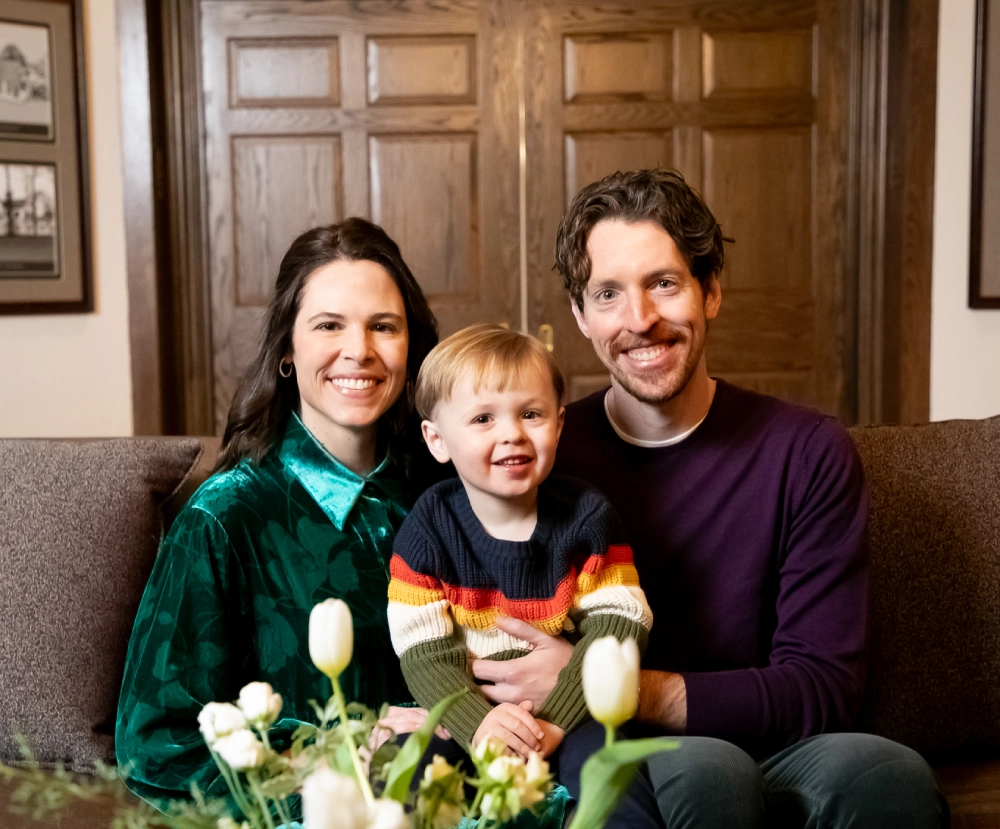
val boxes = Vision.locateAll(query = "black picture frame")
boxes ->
[970,0,1000,308]
[0,0,91,314]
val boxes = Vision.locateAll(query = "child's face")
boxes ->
[422,362,565,506]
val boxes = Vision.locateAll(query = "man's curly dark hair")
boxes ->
[555,168,728,309]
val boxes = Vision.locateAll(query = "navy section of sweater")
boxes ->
[552,380,869,757]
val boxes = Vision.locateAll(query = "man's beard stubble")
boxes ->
[607,324,704,406]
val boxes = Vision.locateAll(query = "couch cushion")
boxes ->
[0,439,206,772]
[850,415,1000,756]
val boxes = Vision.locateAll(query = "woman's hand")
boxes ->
[471,617,573,711]
[370,706,451,752]
[472,701,544,758]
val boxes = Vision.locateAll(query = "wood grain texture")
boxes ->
[369,133,478,300]
[232,135,342,305]
[367,36,476,105]
[564,131,673,205]
[229,38,340,107]
[703,28,815,98]
[117,0,163,434]
[564,33,673,102]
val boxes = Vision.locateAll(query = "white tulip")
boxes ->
[237,681,283,729]
[301,763,367,829]
[367,799,409,829]
[423,754,455,785]
[524,752,550,786]
[217,819,250,829]
[198,702,247,746]
[309,599,354,680]
[486,755,522,784]
[212,729,266,771]
[473,735,505,762]
[582,636,640,728]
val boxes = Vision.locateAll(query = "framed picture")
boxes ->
[0,0,89,313]
[0,19,53,140]
[970,0,1000,308]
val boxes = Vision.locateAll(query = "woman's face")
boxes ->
[289,258,409,453]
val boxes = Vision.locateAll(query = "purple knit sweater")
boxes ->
[553,380,869,756]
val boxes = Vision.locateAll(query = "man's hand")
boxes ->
[473,701,544,759]
[370,705,451,752]
[636,670,687,732]
[471,617,573,711]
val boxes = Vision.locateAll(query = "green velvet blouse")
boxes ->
[115,413,414,807]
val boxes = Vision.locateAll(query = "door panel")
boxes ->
[201,1,521,431]
[199,0,854,431]
[525,0,850,415]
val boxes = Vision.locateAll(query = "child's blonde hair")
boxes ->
[415,323,565,420]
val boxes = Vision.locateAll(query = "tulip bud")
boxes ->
[582,636,640,728]
[237,681,283,730]
[309,599,354,680]
[367,799,409,829]
[301,762,367,829]
[198,702,247,746]
[423,754,455,785]
[212,729,266,771]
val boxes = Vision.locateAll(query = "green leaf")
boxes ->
[382,688,468,804]
[567,737,679,829]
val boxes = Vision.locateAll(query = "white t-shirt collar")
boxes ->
[603,389,708,448]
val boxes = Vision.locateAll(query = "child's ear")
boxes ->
[421,420,452,464]
[556,406,566,440]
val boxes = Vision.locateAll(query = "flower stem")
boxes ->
[247,770,277,829]
[605,724,615,750]
[211,749,256,822]
[332,675,374,805]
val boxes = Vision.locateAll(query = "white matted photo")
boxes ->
[0,161,58,277]
[0,19,53,140]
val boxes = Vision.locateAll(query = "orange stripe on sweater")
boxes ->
[389,554,441,590]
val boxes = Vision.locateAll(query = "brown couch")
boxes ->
[1,416,999,828]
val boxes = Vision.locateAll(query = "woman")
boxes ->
[115,219,440,808]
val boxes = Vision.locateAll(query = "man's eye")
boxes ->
[658,279,675,290]
[597,290,616,302]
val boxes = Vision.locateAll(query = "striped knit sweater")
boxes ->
[387,475,653,746]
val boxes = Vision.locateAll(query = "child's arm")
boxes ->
[387,553,494,746]
[534,542,653,734]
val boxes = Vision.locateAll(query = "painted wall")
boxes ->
[0,0,133,437]
[930,0,1000,421]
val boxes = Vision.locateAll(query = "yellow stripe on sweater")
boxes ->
[452,605,567,635]
[388,578,444,606]
[576,562,640,595]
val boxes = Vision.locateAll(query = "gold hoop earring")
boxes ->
[279,361,294,378]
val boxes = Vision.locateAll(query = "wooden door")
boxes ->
[523,1,853,416]
[199,1,522,431]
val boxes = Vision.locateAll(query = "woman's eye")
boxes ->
[372,323,394,333]
[316,322,341,331]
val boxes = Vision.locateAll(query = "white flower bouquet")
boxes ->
[1,600,676,829]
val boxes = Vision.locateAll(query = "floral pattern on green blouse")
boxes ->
[115,414,414,810]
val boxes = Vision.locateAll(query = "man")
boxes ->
[471,169,949,827]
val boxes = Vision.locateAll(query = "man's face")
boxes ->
[571,219,721,406]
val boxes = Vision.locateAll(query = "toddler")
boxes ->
[387,323,653,771]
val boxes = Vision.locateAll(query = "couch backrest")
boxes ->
[850,415,1000,757]
[0,437,217,772]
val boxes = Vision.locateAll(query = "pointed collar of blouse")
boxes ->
[278,412,405,530]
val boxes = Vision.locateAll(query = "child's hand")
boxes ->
[473,701,544,758]
[536,719,564,758]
